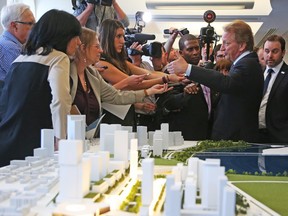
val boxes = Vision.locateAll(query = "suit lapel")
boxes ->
[269,63,288,99]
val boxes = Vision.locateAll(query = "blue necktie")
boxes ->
[263,68,274,96]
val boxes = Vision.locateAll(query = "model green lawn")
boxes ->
[154,156,288,215]
[228,174,288,215]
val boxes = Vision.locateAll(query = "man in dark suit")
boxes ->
[258,34,288,143]
[167,20,263,142]
[156,34,213,140]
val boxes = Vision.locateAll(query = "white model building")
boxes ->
[57,139,91,202]
[152,130,163,157]
[33,129,54,158]
[67,115,86,141]
[140,158,154,216]
[137,126,148,147]
[130,139,139,180]
[100,123,122,153]
[161,123,169,149]
[114,130,129,168]
[0,121,280,216]
[164,157,236,216]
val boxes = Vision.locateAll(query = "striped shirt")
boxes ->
[0,31,23,81]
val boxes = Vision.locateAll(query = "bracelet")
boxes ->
[166,75,170,82]
[144,89,148,96]
[162,76,168,83]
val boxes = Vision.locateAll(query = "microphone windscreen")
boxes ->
[133,33,156,41]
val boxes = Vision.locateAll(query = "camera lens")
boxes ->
[203,10,216,24]
[206,28,214,37]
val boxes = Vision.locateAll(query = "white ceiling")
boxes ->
[117,0,287,50]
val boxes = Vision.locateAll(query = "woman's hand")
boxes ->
[146,83,173,95]
[54,137,60,151]
[125,74,146,87]
[168,73,185,83]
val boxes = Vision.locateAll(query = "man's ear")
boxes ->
[10,21,18,31]
[282,49,286,59]
[239,42,247,52]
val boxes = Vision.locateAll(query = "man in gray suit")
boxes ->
[167,20,263,142]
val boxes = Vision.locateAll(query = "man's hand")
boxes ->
[167,52,188,75]
[184,83,199,95]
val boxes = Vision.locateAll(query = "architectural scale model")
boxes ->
[0,115,281,216]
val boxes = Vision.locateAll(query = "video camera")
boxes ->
[125,27,156,47]
[128,42,162,58]
[86,0,112,6]
[199,10,219,62]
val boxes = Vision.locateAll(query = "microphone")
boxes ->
[163,28,189,35]
[163,29,171,34]
[133,33,155,41]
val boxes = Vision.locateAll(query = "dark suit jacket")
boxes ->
[0,62,53,167]
[187,52,263,142]
[265,62,288,143]
[155,84,210,140]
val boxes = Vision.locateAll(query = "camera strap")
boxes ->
[100,6,106,24]
[71,0,78,9]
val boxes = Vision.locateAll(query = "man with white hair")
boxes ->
[0,3,35,81]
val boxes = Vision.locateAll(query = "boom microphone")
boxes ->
[133,33,155,41]
[163,29,171,34]
[163,28,189,35]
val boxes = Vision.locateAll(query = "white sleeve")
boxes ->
[48,54,72,139]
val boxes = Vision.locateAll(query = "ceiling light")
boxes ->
[153,5,246,10]
[146,0,254,10]
[143,11,152,23]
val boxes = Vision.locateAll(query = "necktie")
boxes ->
[201,85,211,116]
[263,68,274,96]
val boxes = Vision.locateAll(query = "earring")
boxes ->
[83,57,87,63]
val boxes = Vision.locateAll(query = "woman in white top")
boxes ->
[0,9,81,166]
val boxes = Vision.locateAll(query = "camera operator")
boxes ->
[128,42,168,131]
[150,43,169,72]
[163,27,187,63]
[198,42,214,68]
[128,42,154,70]
[73,0,129,31]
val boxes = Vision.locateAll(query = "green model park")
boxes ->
[152,140,288,215]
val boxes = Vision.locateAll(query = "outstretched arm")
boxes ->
[112,0,129,27]
[164,28,179,62]
[76,3,94,26]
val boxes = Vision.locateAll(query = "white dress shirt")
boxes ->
[258,61,283,128]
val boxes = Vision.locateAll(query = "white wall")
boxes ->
[34,0,73,20]
[0,0,8,33]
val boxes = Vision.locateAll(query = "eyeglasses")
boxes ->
[14,21,35,26]
[90,44,101,50]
